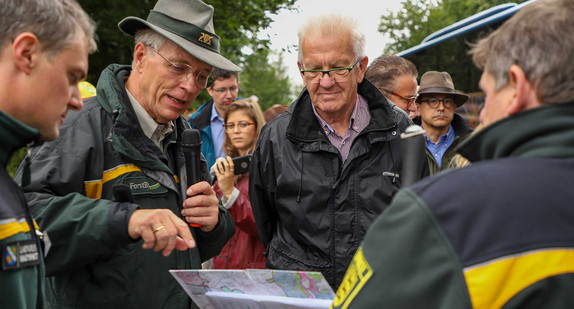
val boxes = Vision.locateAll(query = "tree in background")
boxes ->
[76,0,297,109]
[240,49,296,110]
[8,0,297,177]
[378,0,528,93]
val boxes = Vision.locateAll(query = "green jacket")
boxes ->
[17,64,235,309]
[0,111,44,308]
[333,103,574,309]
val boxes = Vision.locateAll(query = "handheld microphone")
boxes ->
[182,129,202,227]
[400,125,427,188]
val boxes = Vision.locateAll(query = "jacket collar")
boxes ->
[95,64,184,174]
[286,79,397,143]
[413,113,473,139]
[458,102,574,162]
[189,99,214,130]
[0,110,41,167]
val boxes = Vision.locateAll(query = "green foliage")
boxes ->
[239,49,295,110]
[7,147,27,178]
[378,0,528,93]
[76,0,297,112]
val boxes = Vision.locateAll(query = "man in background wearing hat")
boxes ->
[16,0,237,308]
[333,0,574,308]
[414,71,473,175]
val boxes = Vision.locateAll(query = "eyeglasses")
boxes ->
[421,97,455,109]
[147,45,210,88]
[300,58,360,84]
[223,121,255,132]
[212,86,240,94]
[380,88,418,105]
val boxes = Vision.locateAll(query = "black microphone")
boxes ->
[182,129,202,188]
[182,129,202,227]
[400,125,427,188]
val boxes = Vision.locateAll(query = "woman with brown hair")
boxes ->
[211,98,267,269]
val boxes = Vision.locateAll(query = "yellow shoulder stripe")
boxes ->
[0,219,36,240]
[331,246,373,309]
[84,164,141,199]
[464,248,574,308]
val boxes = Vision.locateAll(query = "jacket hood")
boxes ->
[458,102,574,162]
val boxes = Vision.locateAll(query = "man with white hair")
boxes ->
[333,0,574,307]
[250,14,411,289]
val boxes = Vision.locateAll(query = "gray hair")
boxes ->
[132,29,167,66]
[365,54,418,91]
[471,0,574,104]
[297,14,366,64]
[0,0,97,59]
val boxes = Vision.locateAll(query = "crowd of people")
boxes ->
[2,0,573,308]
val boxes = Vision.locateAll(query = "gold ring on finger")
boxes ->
[153,226,165,233]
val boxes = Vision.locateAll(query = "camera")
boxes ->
[209,154,252,185]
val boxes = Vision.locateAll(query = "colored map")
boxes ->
[170,269,335,309]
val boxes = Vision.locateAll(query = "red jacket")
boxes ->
[213,177,266,269]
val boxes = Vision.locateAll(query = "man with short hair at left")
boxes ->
[0,0,97,308]
[15,0,237,308]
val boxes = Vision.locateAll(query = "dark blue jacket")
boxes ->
[334,102,574,308]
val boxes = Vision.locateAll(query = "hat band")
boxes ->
[147,10,221,54]
[419,86,457,94]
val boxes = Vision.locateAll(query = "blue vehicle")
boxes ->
[397,0,538,126]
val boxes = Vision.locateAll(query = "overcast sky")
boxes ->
[259,0,406,86]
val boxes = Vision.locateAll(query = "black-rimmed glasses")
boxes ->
[421,97,455,109]
[300,58,360,83]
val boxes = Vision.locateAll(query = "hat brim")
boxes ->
[118,17,241,72]
[416,87,469,107]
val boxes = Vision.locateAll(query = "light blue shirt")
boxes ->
[209,103,225,160]
[425,125,455,169]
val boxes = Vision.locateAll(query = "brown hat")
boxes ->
[416,71,468,106]
[118,0,240,72]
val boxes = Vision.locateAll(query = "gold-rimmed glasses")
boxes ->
[148,45,210,88]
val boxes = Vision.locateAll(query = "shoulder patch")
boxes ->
[331,246,373,309]
[2,239,41,271]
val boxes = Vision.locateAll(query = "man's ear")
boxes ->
[356,56,369,83]
[507,64,533,116]
[12,32,40,74]
[297,61,304,78]
[133,42,147,73]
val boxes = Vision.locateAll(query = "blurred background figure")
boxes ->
[365,54,419,119]
[189,69,241,168]
[79,81,96,100]
[263,104,289,122]
[212,98,267,269]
